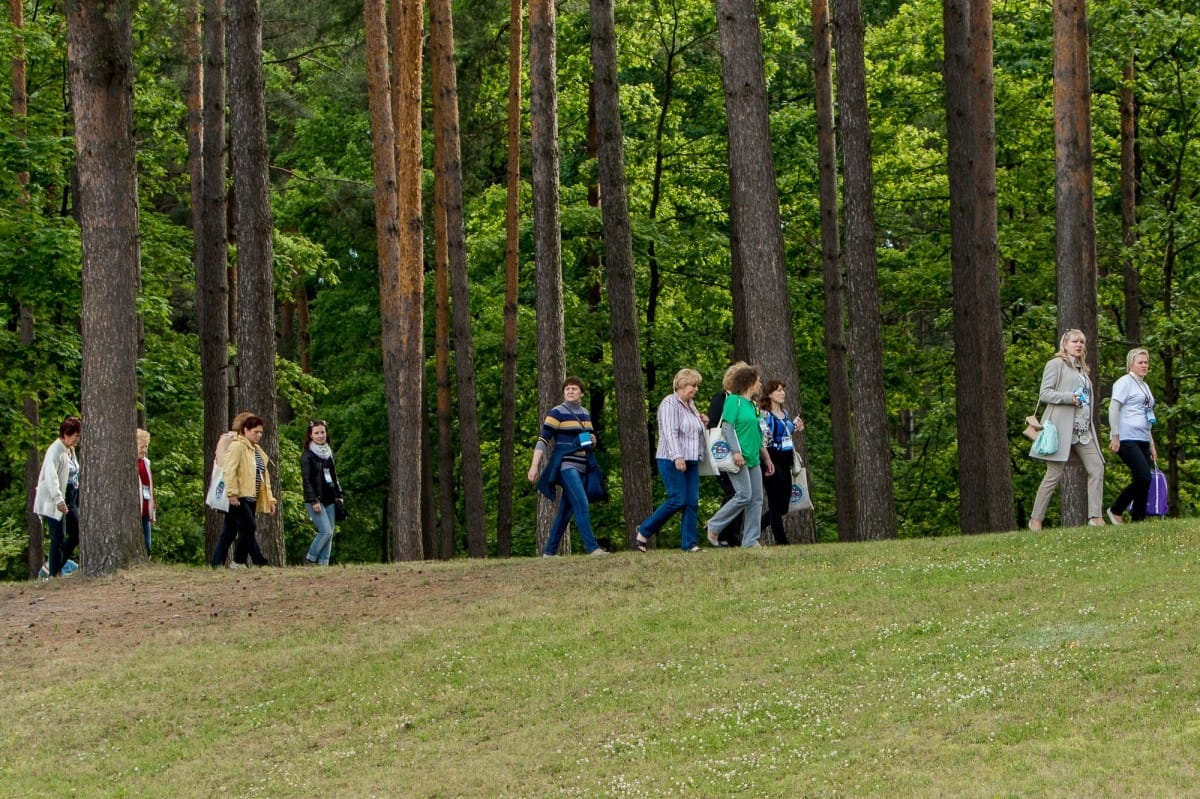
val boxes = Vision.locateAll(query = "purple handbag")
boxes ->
[1146,466,1169,516]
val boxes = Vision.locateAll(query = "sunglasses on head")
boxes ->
[309,420,327,429]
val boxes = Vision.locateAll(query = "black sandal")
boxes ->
[635,530,649,552]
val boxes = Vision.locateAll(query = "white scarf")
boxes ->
[309,441,333,460]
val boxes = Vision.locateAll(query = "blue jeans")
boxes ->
[640,458,700,550]
[544,466,601,555]
[142,516,152,555]
[706,464,763,547]
[305,503,336,565]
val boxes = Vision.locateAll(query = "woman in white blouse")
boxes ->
[1106,348,1158,524]
[635,369,709,552]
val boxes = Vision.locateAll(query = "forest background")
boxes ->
[0,0,1197,577]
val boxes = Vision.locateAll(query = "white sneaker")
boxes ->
[227,561,247,569]
[1107,509,1124,526]
[589,548,609,556]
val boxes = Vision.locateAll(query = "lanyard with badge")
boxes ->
[1139,381,1157,425]
[571,410,594,449]
[771,413,793,451]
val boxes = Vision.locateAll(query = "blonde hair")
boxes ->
[1125,347,1149,372]
[722,361,749,391]
[230,412,255,432]
[1055,329,1090,374]
[673,368,702,391]
[136,428,150,446]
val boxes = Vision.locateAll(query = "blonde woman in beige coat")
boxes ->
[1028,329,1106,530]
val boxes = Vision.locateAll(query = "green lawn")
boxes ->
[3,522,1199,797]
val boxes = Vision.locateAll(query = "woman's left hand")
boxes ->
[674,457,686,472]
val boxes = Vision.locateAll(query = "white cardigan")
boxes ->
[33,438,76,520]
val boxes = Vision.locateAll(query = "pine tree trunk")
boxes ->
[943,0,1015,533]
[1119,57,1140,345]
[67,0,143,576]
[495,0,523,557]
[434,206,456,558]
[11,0,44,576]
[813,0,856,542]
[714,0,807,542]
[386,0,426,560]
[430,0,488,557]
[229,0,283,562]
[587,0,653,548]
[530,0,567,553]
[1053,0,1099,528]
[831,0,897,540]
[197,0,230,558]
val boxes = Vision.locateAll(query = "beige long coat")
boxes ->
[1031,356,1103,463]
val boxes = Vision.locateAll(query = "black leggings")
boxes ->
[760,448,794,544]
[211,500,269,566]
[1111,440,1153,521]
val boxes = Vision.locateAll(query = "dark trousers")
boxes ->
[44,509,80,577]
[760,448,794,544]
[211,499,269,566]
[1111,440,1153,521]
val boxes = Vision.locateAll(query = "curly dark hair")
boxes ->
[727,365,761,396]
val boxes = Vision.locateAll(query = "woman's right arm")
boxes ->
[1108,375,1127,451]
[300,451,319,504]
[527,445,545,483]
[40,447,65,509]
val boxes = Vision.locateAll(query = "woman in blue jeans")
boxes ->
[636,368,709,552]
[528,376,608,556]
[301,420,345,564]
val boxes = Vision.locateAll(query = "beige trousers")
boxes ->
[1032,440,1105,522]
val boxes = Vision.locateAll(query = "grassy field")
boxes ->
[3,522,1200,798]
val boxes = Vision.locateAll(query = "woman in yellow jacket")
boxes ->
[210,414,277,568]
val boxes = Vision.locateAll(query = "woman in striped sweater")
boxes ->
[527,376,608,557]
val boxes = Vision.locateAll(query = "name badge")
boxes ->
[1146,407,1157,425]
[323,467,334,484]
[142,485,153,500]
[778,434,793,452]
[578,431,594,449]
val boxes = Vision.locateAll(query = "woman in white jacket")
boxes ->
[34,416,83,576]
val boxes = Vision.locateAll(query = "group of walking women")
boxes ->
[634,362,803,552]
[32,411,346,576]
[527,363,803,557]
[30,330,1164,574]
[208,413,346,568]
[1028,329,1160,529]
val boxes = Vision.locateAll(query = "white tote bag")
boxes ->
[788,462,813,513]
[705,426,740,475]
[205,461,229,512]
